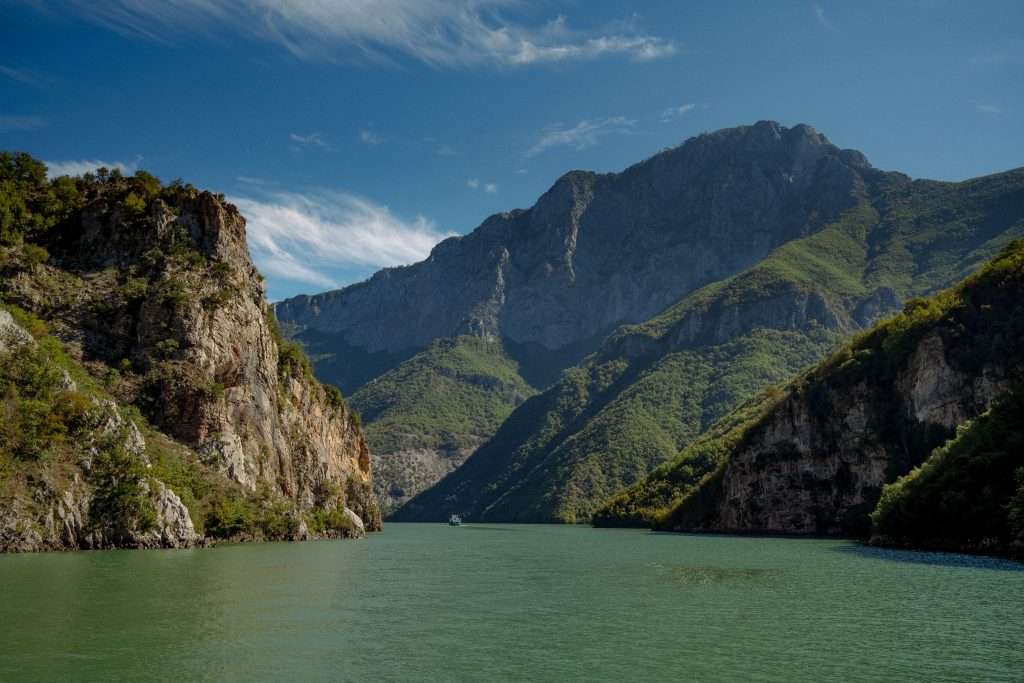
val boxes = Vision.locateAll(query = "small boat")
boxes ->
[448,514,462,526]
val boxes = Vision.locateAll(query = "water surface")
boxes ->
[1,524,1022,681]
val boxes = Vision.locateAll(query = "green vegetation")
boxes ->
[0,152,368,549]
[0,152,82,245]
[598,239,1024,542]
[400,180,1024,524]
[870,384,1024,555]
[0,307,93,461]
[0,305,157,537]
[87,434,158,536]
[351,336,536,456]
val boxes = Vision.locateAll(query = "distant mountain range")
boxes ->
[274,121,1024,522]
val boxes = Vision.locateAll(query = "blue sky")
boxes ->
[2,1,1021,300]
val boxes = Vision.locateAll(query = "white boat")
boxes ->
[448,514,462,526]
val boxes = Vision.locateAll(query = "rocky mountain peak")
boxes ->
[276,121,872,376]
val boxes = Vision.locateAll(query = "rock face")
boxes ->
[661,245,1024,536]
[0,312,201,551]
[278,121,866,368]
[49,191,377,518]
[0,171,381,551]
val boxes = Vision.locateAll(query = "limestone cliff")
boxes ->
[654,241,1024,538]
[0,157,379,550]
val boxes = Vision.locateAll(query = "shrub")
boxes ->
[122,192,146,215]
[88,436,157,534]
[0,342,93,460]
[205,493,256,538]
[132,170,161,199]
[307,506,354,535]
[22,244,49,266]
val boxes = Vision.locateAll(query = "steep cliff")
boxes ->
[0,153,379,551]
[598,240,1024,554]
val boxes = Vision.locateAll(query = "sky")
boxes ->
[1,1,1022,300]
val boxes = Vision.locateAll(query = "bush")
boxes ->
[0,343,93,460]
[122,192,146,215]
[88,436,157,535]
[205,493,256,538]
[22,244,49,266]
[307,506,354,535]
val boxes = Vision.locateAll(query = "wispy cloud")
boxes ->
[524,116,635,158]
[359,129,384,145]
[975,103,1003,114]
[814,5,835,31]
[466,178,497,193]
[237,175,276,186]
[232,190,454,289]
[434,144,457,157]
[659,103,695,123]
[44,158,137,177]
[0,65,46,85]
[289,132,326,147]
[49,1,675,67]
[0,115,46,131]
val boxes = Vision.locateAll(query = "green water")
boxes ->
[1,524,1022,682]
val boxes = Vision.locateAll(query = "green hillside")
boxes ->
[348,336,536,515]
[599,239,1024,554]
[870,384,1024,556]
[397,169,1024,523]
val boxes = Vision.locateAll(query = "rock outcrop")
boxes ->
[0,161,380,551]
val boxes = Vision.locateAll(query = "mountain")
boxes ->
[596,240,1024,559]
[277,121,884,511]
[395,156,1024,523]
[0,153,380,551]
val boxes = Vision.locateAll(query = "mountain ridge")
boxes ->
[277,121,887,512]
[394,163,1024,522]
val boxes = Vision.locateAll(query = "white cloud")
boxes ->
[359,129,384,145]
[51,1,675,67]
[44,158,137,178]
[975,103,1003,114]
[434,144,457,157]
[524,116,635,158]
[814,5,835,31]
[289,131,326,147]
[660,103,695,123]
[0,115,46,131]
[237,175,275,186]
[466,178,497,193]
[232,190,454,289]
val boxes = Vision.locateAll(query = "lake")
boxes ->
[1,524,1022,682]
